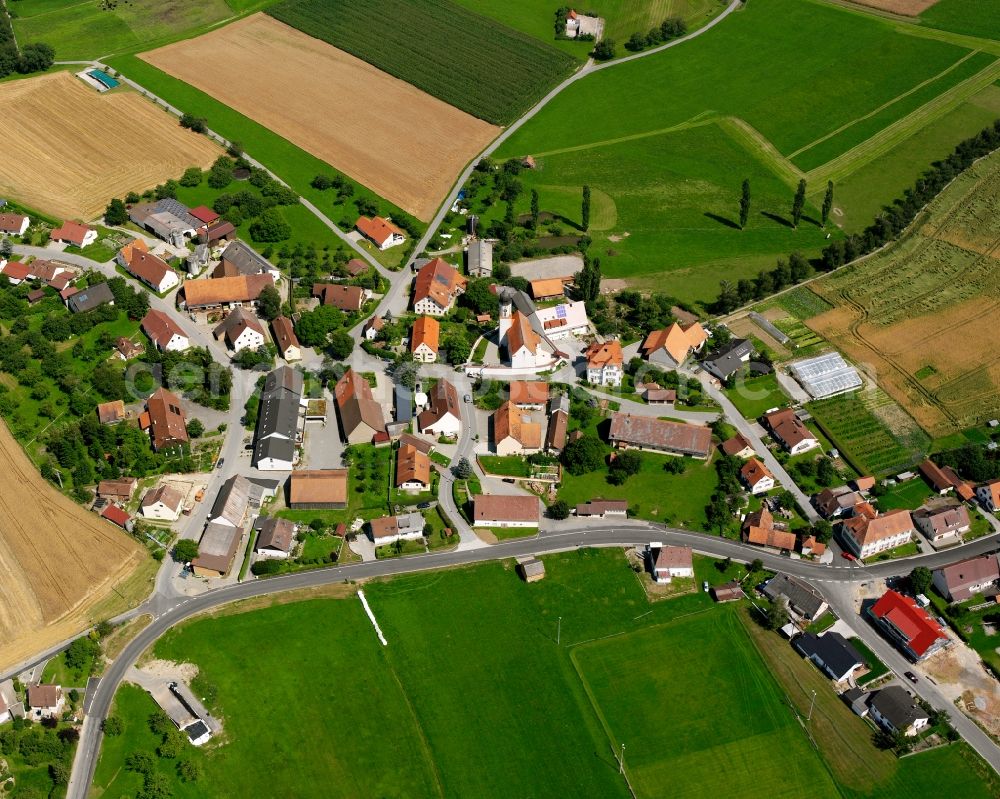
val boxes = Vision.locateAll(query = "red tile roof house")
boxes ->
[508,380,549,409]
[838,505,915,560]
[473,494,539,528]
[189,205,219,226]
[867,589,949,661]
[50,220,97,248]
[118,241,180,294]
[651,545,693,584]
[742,505,796,552]
[932,554,1000,603]
[721,434,755,458]
[355,215,405,250]
[1,261,30,284]
[143,387,189,453]
[141,309,189,352]
[740,458,775,495]
[919,459,954,495]
[213,308,266,353]
[0,212,30,236]
[312,283,366,312]
[763,408,819,455]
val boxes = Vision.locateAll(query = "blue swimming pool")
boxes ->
[88,69,119,90]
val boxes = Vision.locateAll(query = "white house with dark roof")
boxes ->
[651,545,693,583]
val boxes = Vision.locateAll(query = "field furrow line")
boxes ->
[788,48,983,160]
[805,57,1000,186]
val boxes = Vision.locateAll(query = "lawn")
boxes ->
[807,393,925,477]
[558,450,718,528]
[873,478,934,511]
[267,0,577,125]
[12,0,262,60]
[724,371,789,419]
[493,0,987,300]
[478,454,531,476]
[573,608,840,798]
[92,601,443,799]
[41,646,96,686]
[850,635,889,686]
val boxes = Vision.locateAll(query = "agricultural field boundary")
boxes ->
[789,47,984,160]
[806,56,1000,185]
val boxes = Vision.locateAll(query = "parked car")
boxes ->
[417,502,432,510]
[904,671,919,684]
[703,581,710,593]
[841,552,856,561]
[464,394,472,403]
[216,458,225,469]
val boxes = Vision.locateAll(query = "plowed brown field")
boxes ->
[140,14,500,221]
[0,420,147,672]
[846,0,938,15]
[807,149,1000,436]
[0,71,221,220]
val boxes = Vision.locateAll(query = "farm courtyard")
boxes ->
[806,147,1000,437]
[0,71,222,220]
[140,14,501,221]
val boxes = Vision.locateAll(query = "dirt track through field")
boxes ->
[0,71,221,220]
[0,419,145,672]
[141,14,501,221]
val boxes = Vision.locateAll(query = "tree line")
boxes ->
[0,2,54,79]
[712,119,1000,313]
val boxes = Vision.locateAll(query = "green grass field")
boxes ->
[498,122,834,302]
[267,0,577,125]
[478,455,531,476]
[573,609,840,798]
[558,450,718,527]
[724,372,789,419]
[918,0,1000,40]
[493,0,995,301]
[92,548,1000,799]
[11,0,263,60]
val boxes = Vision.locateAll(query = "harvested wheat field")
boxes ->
[140,14,500,221]
[806,149,1000,436]
[0,420,147,672]
[0,71,221,220]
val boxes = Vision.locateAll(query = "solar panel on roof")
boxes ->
[556,305,567,318]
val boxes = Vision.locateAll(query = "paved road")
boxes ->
[820,581,1000,773]
[693,369,820,523]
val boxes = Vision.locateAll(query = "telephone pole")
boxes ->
[807,690,817,722]
[619,743,625,774]
[557,616,562,645]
